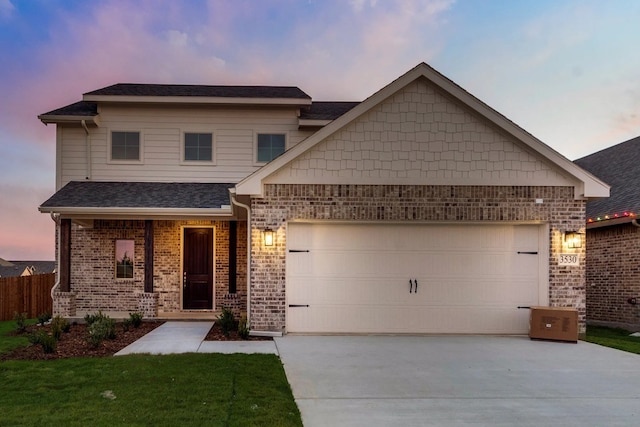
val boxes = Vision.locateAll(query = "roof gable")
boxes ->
[236,62,609,199]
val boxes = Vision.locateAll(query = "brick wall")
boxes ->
[586,223,640,330]
[65,219,247,318]
[250,184,586,333]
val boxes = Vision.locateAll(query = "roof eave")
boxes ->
[38,115,100,125]
[298,119,332,128]
[82,94,312,107]
[38,206,233,218]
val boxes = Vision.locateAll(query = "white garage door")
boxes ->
[286,223,546,334]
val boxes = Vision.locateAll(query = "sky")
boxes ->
[1,0,640,260]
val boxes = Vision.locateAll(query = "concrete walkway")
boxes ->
[275,335,640,427]
[114,321,278,356]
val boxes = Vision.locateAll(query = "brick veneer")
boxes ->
[586,223,640,330]
[60,219,247,318]
[250,184,587,333]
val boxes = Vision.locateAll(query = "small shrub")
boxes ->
[238,316,250,340]
[87,314,116,348]
[29,331,57,354]
[50,316,70,340]
[13,311,28,334]
[217,308,236,337]
[37,311,52,326]
[122,318,132,332]
[129,312,143,328]
[84,311,106,325]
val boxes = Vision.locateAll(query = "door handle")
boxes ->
[414,279,418,293]
[409,279,414,294]
[409,279,418,294]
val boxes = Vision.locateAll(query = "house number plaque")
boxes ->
[558,253,579,266]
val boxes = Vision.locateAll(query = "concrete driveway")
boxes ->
[274,335,640,427]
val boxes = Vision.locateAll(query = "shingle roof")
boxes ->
[0,260,55,278]
[574,135,640,220]
[300,102,360,120]
[84,83,311,100]
[40,101,98,117]
[40,181,234,210]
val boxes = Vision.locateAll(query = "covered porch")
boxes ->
[39,182,248,321]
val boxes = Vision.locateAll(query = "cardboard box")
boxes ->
[529,307,578,342]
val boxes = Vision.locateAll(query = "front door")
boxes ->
[183,228,213,309]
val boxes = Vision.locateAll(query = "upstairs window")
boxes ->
[257,133,286,163]
[111,131,140,161]
[184,133,213,162]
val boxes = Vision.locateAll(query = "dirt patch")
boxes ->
[1,322,163,361]
[204,321,272,341]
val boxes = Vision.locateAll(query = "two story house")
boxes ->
[39,63,608,336]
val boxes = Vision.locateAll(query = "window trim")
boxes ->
[108,130,144,164]
[254,132,288,165]
[180,130,216,165]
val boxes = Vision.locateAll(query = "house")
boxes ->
[0,258,56,278]
[38,62,608,336]
[575,136,640,330]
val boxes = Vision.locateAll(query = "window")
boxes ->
[111,131,140,160]
[257,133,286,163]
[115,240,134,279]
[184,133,213,161]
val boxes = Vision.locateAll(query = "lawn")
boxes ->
[0,317,36,354]
[586,325,640,355]
[0,321,302,427]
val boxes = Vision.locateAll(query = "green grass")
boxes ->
[586,325,640,355]
[0,318,37,354]
[0,320,302,426]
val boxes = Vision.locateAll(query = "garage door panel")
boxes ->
[287,223,544,334]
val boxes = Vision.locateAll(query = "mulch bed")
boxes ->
[2,321,271,361]
[204,321,272,341]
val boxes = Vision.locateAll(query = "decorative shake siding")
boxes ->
[266,78,575,188]
[250,184,587,333]
[64,219,247,318]
[586,224,640,329]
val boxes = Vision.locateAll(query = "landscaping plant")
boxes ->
[217,308,236,337]
[13,312,28,334]
[238,315,250,340]
[50,315,70,340]
[37,311,52,326]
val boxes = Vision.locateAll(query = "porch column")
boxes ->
[59,218,71,292]
[144,220,154,293]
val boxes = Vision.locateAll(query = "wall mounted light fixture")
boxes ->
[263,228,274,247]
[564,231,582,249]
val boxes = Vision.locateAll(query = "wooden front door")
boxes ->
[183,228,214,309]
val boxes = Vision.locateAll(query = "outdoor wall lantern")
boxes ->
[564,231,582,249]
[263,228,274,247]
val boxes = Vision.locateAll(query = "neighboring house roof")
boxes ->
[236,62,610,199]
[39,181,235,217]
[0,259,56,278]
[575,135,640,227]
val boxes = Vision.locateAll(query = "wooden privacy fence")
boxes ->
[0,273,56,321]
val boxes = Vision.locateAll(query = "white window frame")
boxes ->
[108,129,144,164]
[254,132,288,165]
[180,130,216,165]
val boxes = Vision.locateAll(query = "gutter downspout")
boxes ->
[632,219,640,228]
[230,189,252,331]
[49,213,61,301]
[81,120,91,180]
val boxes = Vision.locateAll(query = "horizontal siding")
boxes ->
[57,104,316,188]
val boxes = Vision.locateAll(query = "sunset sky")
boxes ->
[1,0,640,260]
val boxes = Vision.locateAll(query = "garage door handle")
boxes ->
[517,251,538,255]
[414,279,418,293]
[289,304,309,308]
[409,279,413,293]
[289,249,310,253]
